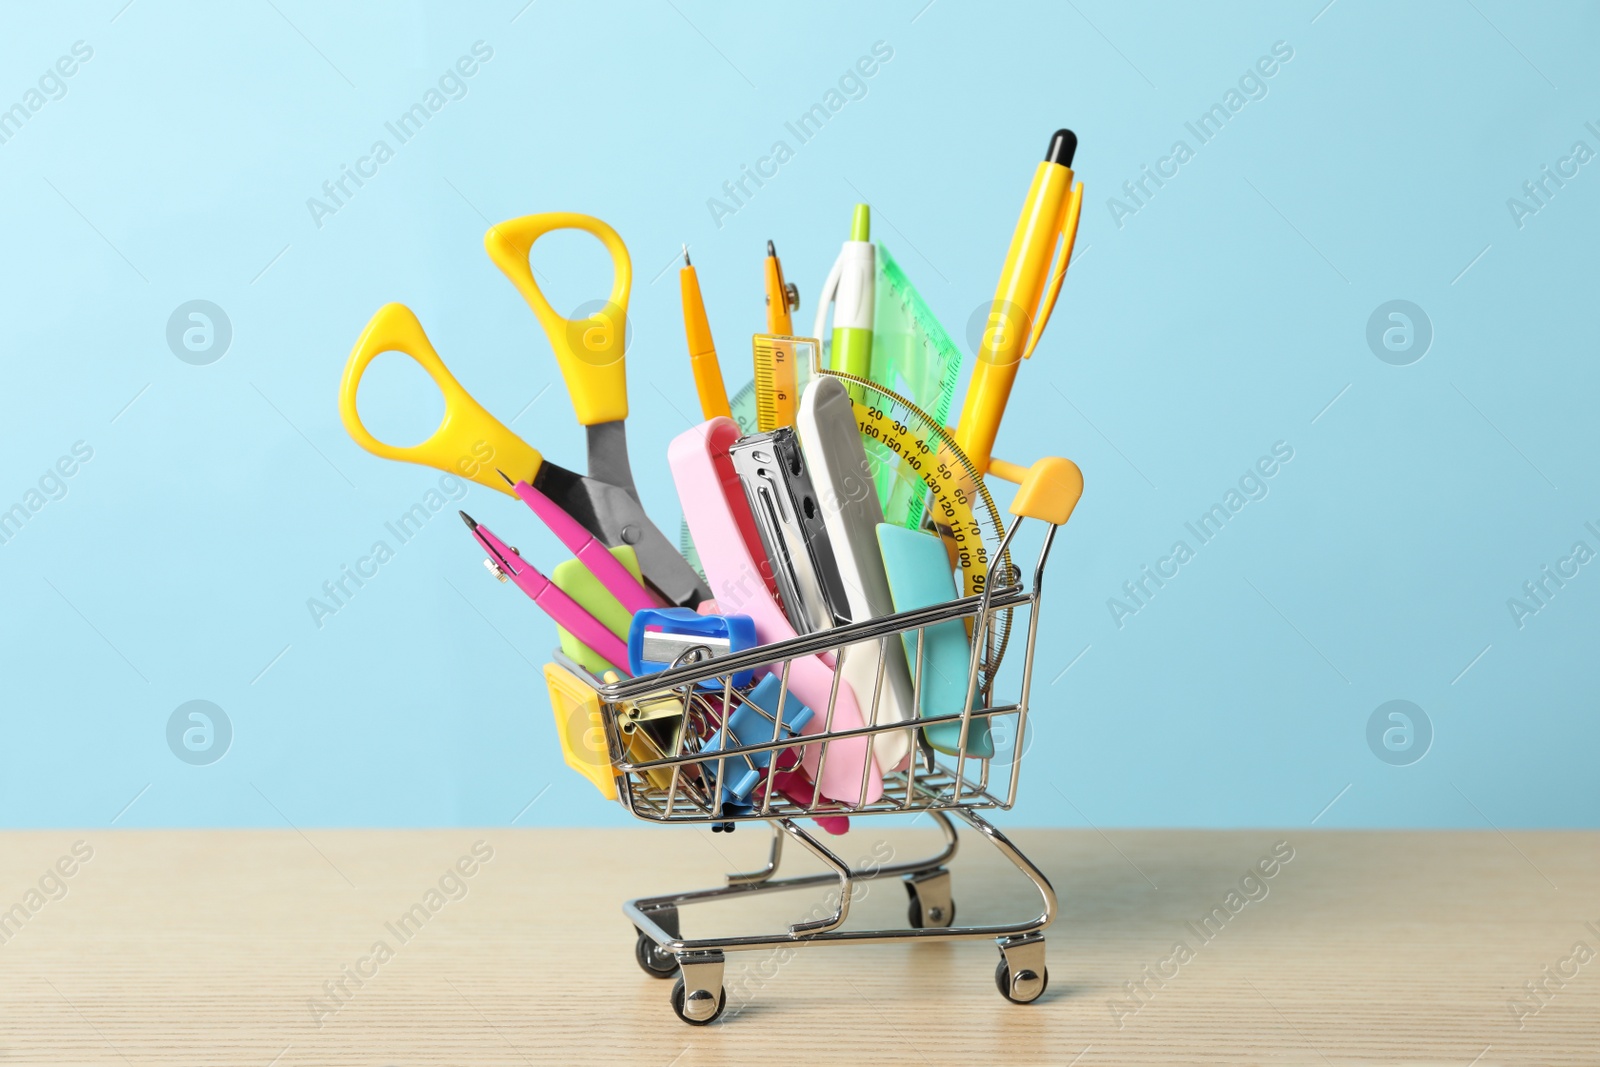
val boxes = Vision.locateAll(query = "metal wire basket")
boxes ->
[546,469,1080,1023]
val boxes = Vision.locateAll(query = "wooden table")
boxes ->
[1,828,1594,1065]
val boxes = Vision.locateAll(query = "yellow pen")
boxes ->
[679,246,731,421]
[954,129,1083,478]
[764,239,798,336]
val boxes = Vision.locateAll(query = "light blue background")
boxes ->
[2,0,1595,829]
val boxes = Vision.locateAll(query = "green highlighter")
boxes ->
[551,545,642,675]
[814,203,874,391]
[876,524,993,758]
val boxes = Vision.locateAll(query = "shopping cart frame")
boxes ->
[563,451,1083,1024]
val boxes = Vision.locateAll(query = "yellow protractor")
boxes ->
[821,366,1018,675]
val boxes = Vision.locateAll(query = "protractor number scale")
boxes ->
[851,398,998,601]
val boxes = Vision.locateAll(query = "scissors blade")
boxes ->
[585,419,638,502]
[532,459,710,609]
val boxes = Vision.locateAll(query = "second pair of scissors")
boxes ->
[339,212,710,609]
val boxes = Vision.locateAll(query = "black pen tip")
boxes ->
[497,468,515,487]
[1047,128,1077,167]
[766,239,776,257]
[682,243,690,266]
[459,511,477,530]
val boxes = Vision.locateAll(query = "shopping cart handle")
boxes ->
[1009,456,1083,526]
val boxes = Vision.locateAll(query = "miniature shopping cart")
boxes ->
[544,450,1083,1025]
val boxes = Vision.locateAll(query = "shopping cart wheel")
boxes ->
[995,936,1049,1004]
[904,869,955,929]
[635,930,678,979]
[995,958,1048,1003]
[671,976,727,1026]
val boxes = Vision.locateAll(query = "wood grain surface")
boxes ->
[0,827,1595,1065]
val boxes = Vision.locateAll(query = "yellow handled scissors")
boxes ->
[338,299,709,608]
[484,212,638,498]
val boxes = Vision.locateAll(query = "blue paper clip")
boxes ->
[703,675,815,808]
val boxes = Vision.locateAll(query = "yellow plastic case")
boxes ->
[544,662,616,799]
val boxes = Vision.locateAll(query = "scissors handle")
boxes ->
[484,212,631,427]
[338,302,542,495]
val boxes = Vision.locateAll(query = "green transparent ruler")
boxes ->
[866,242,966,529]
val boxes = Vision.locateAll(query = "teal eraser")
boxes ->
[874,524,993,758]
